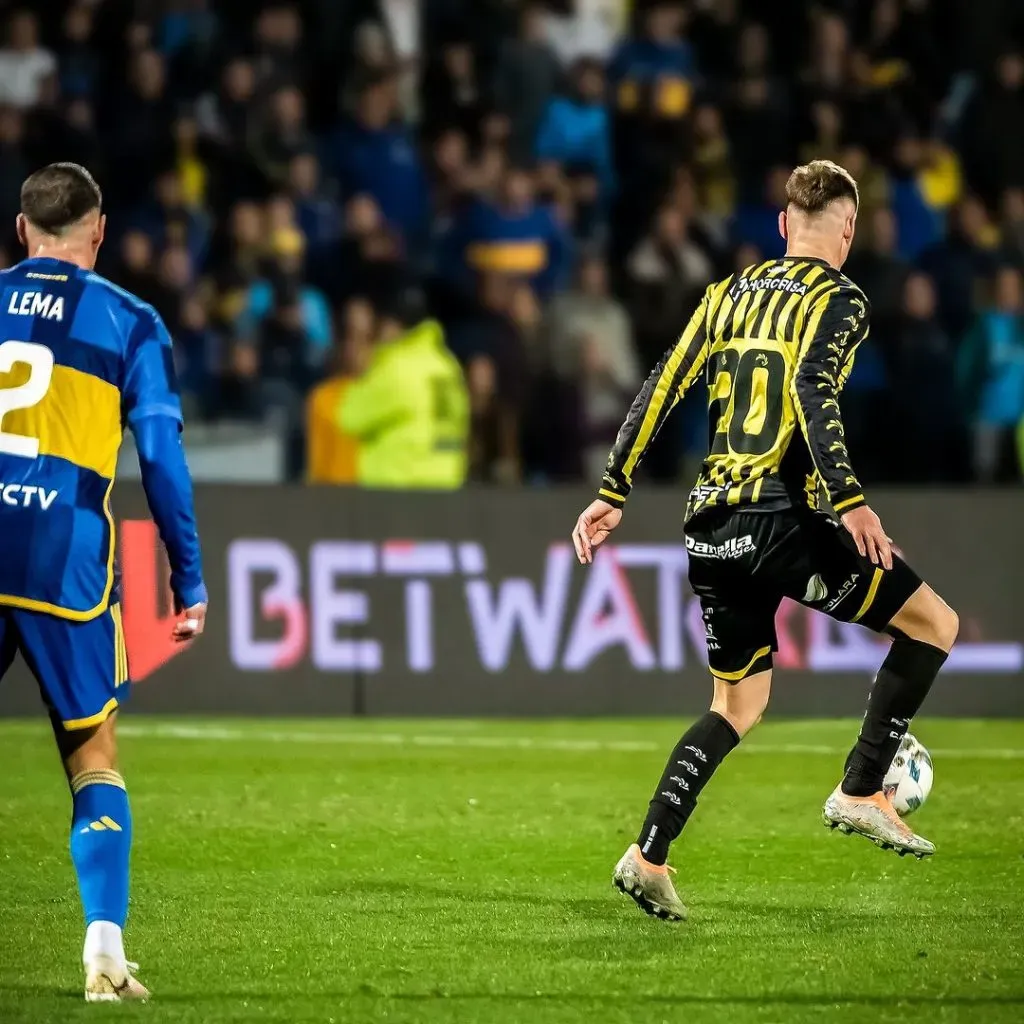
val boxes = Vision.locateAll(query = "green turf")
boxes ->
[1,717,1022,1024]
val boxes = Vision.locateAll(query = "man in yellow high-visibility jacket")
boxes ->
[339,310,469,489]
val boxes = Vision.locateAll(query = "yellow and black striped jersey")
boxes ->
[599,256,870,523]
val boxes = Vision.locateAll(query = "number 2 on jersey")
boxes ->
[0,340,55,458]
[708,345,785,457]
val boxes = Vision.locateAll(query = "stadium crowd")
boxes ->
[2,0,1024,485]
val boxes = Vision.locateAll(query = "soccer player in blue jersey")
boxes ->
[0,163,207,1001]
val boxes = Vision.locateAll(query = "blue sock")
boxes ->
[69,770,132,927]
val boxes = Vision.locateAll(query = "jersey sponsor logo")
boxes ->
[803,574,828,603]
[823,574,859,613]
[728,275,808,301]
[0,482,58,509]
[6,291,65,321]
[685,534,755,560]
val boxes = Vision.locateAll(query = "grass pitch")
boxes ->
[1,716,1022,1024]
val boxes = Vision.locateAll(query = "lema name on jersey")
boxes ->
[599,257,871,523]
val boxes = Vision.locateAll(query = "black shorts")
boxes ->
[686,507,922,682]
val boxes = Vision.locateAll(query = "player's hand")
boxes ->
[172,602,207,643]
[572,499,622,565]
[841,505,893,570]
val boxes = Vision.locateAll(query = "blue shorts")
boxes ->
[0,603,130,730]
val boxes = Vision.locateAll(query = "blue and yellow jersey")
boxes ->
[0,256,182,621]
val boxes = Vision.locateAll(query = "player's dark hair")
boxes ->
[786,160,859,215]
[20,163,103,235]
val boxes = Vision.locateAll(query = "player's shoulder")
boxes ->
[78,269,162,326]
[819,264,867,300]
[810,265,871,316]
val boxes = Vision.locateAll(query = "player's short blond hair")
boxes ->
[785,160,859,215]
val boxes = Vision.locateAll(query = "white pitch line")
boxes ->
[115,723,1024,760]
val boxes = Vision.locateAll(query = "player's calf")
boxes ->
[54,714,147,1001]
[634,670,769,868]
[841,585,956,800]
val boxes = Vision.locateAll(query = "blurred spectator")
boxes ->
[962,51,1024,205]
[152,243,195,335]
[449,274,536,484]
[430,128,474,222]
[546,252,640,479]
[196,56,256,152]
[238,221,332,367]
[732,166,789,261]
[58,2,100,101]
[288,152,341,266]
[889,272,967,482]
[919,197,1000,341]
[917,138,964,216]
[958,266,1024,482]
[173,117,208,210]
[844,208,908,329]
[253,85,314,189]
[448,166,570,299]
[160,0,220,101]
[252,3,306,92]
[626,201,712,369]
[839,146,889,243]
[131,169,210,269]
[113,231,162,311]
[339,294,469,489]
[104,48,175,209]
[691,104,735,240]
[423,39,487,143]
[543,0,624,67]
[493,3,562,162]
[609,1,695,199]
[799,101,843,168]
[998,187,1024,268]
[0,107,27,226]
[535,58,614,201]
[727,76,791,204]
[175,293,219,420]
[328,73,430,252]
[209,200,265,328]
[305,297,374,485]
[338,193,409,309]
[0,10,56,110]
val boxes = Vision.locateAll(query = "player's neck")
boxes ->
[784,244,841,270]
[27,242,95,272]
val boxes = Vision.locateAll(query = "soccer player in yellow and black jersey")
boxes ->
[571,161,961,921]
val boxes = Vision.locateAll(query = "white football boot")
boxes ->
[823,786,935,858]
[84,957,150,1002]
[612,843,688,921]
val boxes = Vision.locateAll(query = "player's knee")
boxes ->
[931,603,959,654]
[890,586,959,654]
[54,713,119,780]
[711,670,771,737]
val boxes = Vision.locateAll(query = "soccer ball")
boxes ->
[883,733,933,817]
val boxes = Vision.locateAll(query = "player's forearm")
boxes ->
[133,415,207,607]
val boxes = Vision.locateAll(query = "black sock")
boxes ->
[841,636,948,797]
[636,711,740,865]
